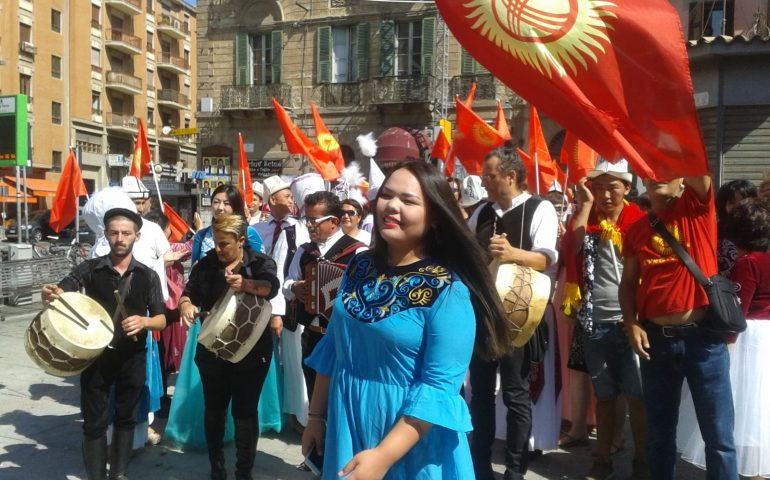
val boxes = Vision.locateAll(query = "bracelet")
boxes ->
[308,412,326,419]
[179,298,191,306]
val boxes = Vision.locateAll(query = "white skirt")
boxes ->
[280,326,309,425]
[678,320,770,477]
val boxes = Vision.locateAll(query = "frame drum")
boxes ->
[25,292,114,376]
[198,288,272,363]
[492,261,551,347]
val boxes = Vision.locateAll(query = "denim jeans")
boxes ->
[640,325,737,480]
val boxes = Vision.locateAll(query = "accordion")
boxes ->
[303,260,346,320]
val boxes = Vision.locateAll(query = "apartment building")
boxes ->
[194,0,528,184]
[0,0,198,212]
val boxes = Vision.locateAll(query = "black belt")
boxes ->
[645,322,700,338]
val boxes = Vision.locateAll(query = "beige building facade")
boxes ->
[0,0,198,210]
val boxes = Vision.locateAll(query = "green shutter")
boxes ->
[379,20,395,76]
[235,31,249,85]
[460,49,475,75]
[317,26,332,84]
[475,59,489,74]
[352,22,370,81]
[421,17,436,76]
[271,30,282,83]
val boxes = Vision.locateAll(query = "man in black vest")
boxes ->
[283,191,367,400]
[467,147,559,480]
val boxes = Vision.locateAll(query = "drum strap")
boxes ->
[109,272,134,346]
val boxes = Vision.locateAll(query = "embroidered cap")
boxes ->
[460,175,487,207]
[587,158,632,183]
[120,176,150,200]
[263,175,291,197]
[251,181,264,199]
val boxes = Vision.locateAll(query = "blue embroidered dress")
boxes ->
[306,253,476,479]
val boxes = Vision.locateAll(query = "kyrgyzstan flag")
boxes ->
[272,98,339,180]
[435,0,708,180]
[431,127,451,162]
[237,132,254,208]
[311,103,345,172]
[518,147,560,195]
[560,132,598,185]
[162,201,192,242]
[130,118,152,178]
[452,96,505,175]
[527,106,558,194]
[50,149,87,232]
[495,100,512,140]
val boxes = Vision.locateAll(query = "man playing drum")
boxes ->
[42,208,166,480]
[467,146,559,480]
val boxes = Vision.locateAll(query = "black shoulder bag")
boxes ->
[648,213,746,338]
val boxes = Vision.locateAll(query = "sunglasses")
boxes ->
[305,215,336,225]
[341,209,359,217]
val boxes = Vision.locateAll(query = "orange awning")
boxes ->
[3,176,58,197]
[0,181,38,204]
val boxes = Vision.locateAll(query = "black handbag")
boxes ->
[648,213,746,338]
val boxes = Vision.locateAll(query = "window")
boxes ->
[146,31,154,51]
[147,107,155,127]
[395,20,422,76]
[688,1,734,39]
[20,74,32,98]
[52,102,62,124]
[91,48,101,70]
[52,151,62,172]
[146,0,154,14]
[52,9,62,33]
[91,4,100,28]
[20,23,32,44]
[52,55,62,78]
[184,49,190,66]
[183,14,190,33]
[184,118,191,129]
[332,26,357,83]
[91,91,101,114]
[147,69,154,89]
[251,34,273,84]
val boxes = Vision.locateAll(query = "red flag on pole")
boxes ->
[50,149,87,232]
[238,132,254,208]
[162,201,192,242]
[311,102,345,172]
[527,106,556,195]
[130,119,152,178]
[452,97,506,175]
[495,100,512,140]
[272,98,339,180]
[431,127,451,162]
[518,147,559,195]
[560,132,598,185]
[435,0,708,180]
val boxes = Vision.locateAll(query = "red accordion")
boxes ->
[303,260,346,320]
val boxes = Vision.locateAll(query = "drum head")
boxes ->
[493,262,551,348]
[45,292,114,349]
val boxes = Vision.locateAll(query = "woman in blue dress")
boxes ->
[165,185,285,450]
[302,162,510,479]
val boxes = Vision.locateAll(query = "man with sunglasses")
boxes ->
[283,191,367,401]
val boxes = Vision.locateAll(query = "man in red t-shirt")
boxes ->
[620,175,737,480]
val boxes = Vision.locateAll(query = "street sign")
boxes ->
[253,160,282,178]
[170,127,198,136]
[0,95,28,167]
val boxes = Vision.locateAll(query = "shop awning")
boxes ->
[0,181,38,204]
[3,176,59,197]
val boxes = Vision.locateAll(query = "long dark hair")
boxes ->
[716,179,757,223]
[371,162,510,360]
[211,184,247,218]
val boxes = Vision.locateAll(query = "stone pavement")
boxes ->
[0,303,704,480]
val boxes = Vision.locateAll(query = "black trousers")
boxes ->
[80,347,146,439]
[301,329,325,402]
[469,346,532,478]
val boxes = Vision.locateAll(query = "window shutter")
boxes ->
[235,31,249,85]
[379,20,395,76]
[353,22,370,81]
[475,58,489,74]
[317,26,332,84]
[421,17,436,76]
[271,30,283,83]
[460,49,475,75]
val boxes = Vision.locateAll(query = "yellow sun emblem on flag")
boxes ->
[318,132,340,152]
[464,0,616,78]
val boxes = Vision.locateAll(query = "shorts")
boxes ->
[583,322,642,401]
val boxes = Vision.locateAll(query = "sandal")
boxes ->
[558,433,590,449]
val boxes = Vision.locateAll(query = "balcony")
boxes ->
[104,29,142,55]
[371,76,436,105]
[19,41,37,56]
[104,0,142,16]
[157,89,190,110]
[449,74,497,102]
[105,113,139,134]
[105,71,142,95]
[156,14,189,39]
[156,52,190,75]
[321,82,362,107]
[221,84,292,111]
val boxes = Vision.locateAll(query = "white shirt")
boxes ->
[361,213,374,233]
[349,229,372,247]
[92,219,171,301]
[253,215,301,256]
[467,192,559,266]
[261,216,309,316]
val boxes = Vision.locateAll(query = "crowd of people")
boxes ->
[39,149,770,480]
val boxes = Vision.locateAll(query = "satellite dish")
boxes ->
[161,125,172,135]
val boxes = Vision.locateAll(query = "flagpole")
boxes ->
[150,161,164,213]
[534,150,541,196]
[561,163,570,221]
[75,147,80,244]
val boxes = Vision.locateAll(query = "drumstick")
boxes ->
[113,290,138,342]
[49,299,89,330]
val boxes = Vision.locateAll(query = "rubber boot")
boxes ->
[204,409,228,480]
[108,427,133,480]
[82,435,108,480]
[234,417,258,480]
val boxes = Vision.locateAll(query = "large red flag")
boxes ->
[452,97,506,175]
[162,201,192,242]
[311,103,345,172]
[431,127,453,177]
[560,132,598,185]
[435,0,708,180]
[518,147,559,195]
[237,132,254,207]
[495,100,512,140]
[527,106,557,194]
[130,118,152,178]
[272,98,339,180]
[50,149,87,232]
